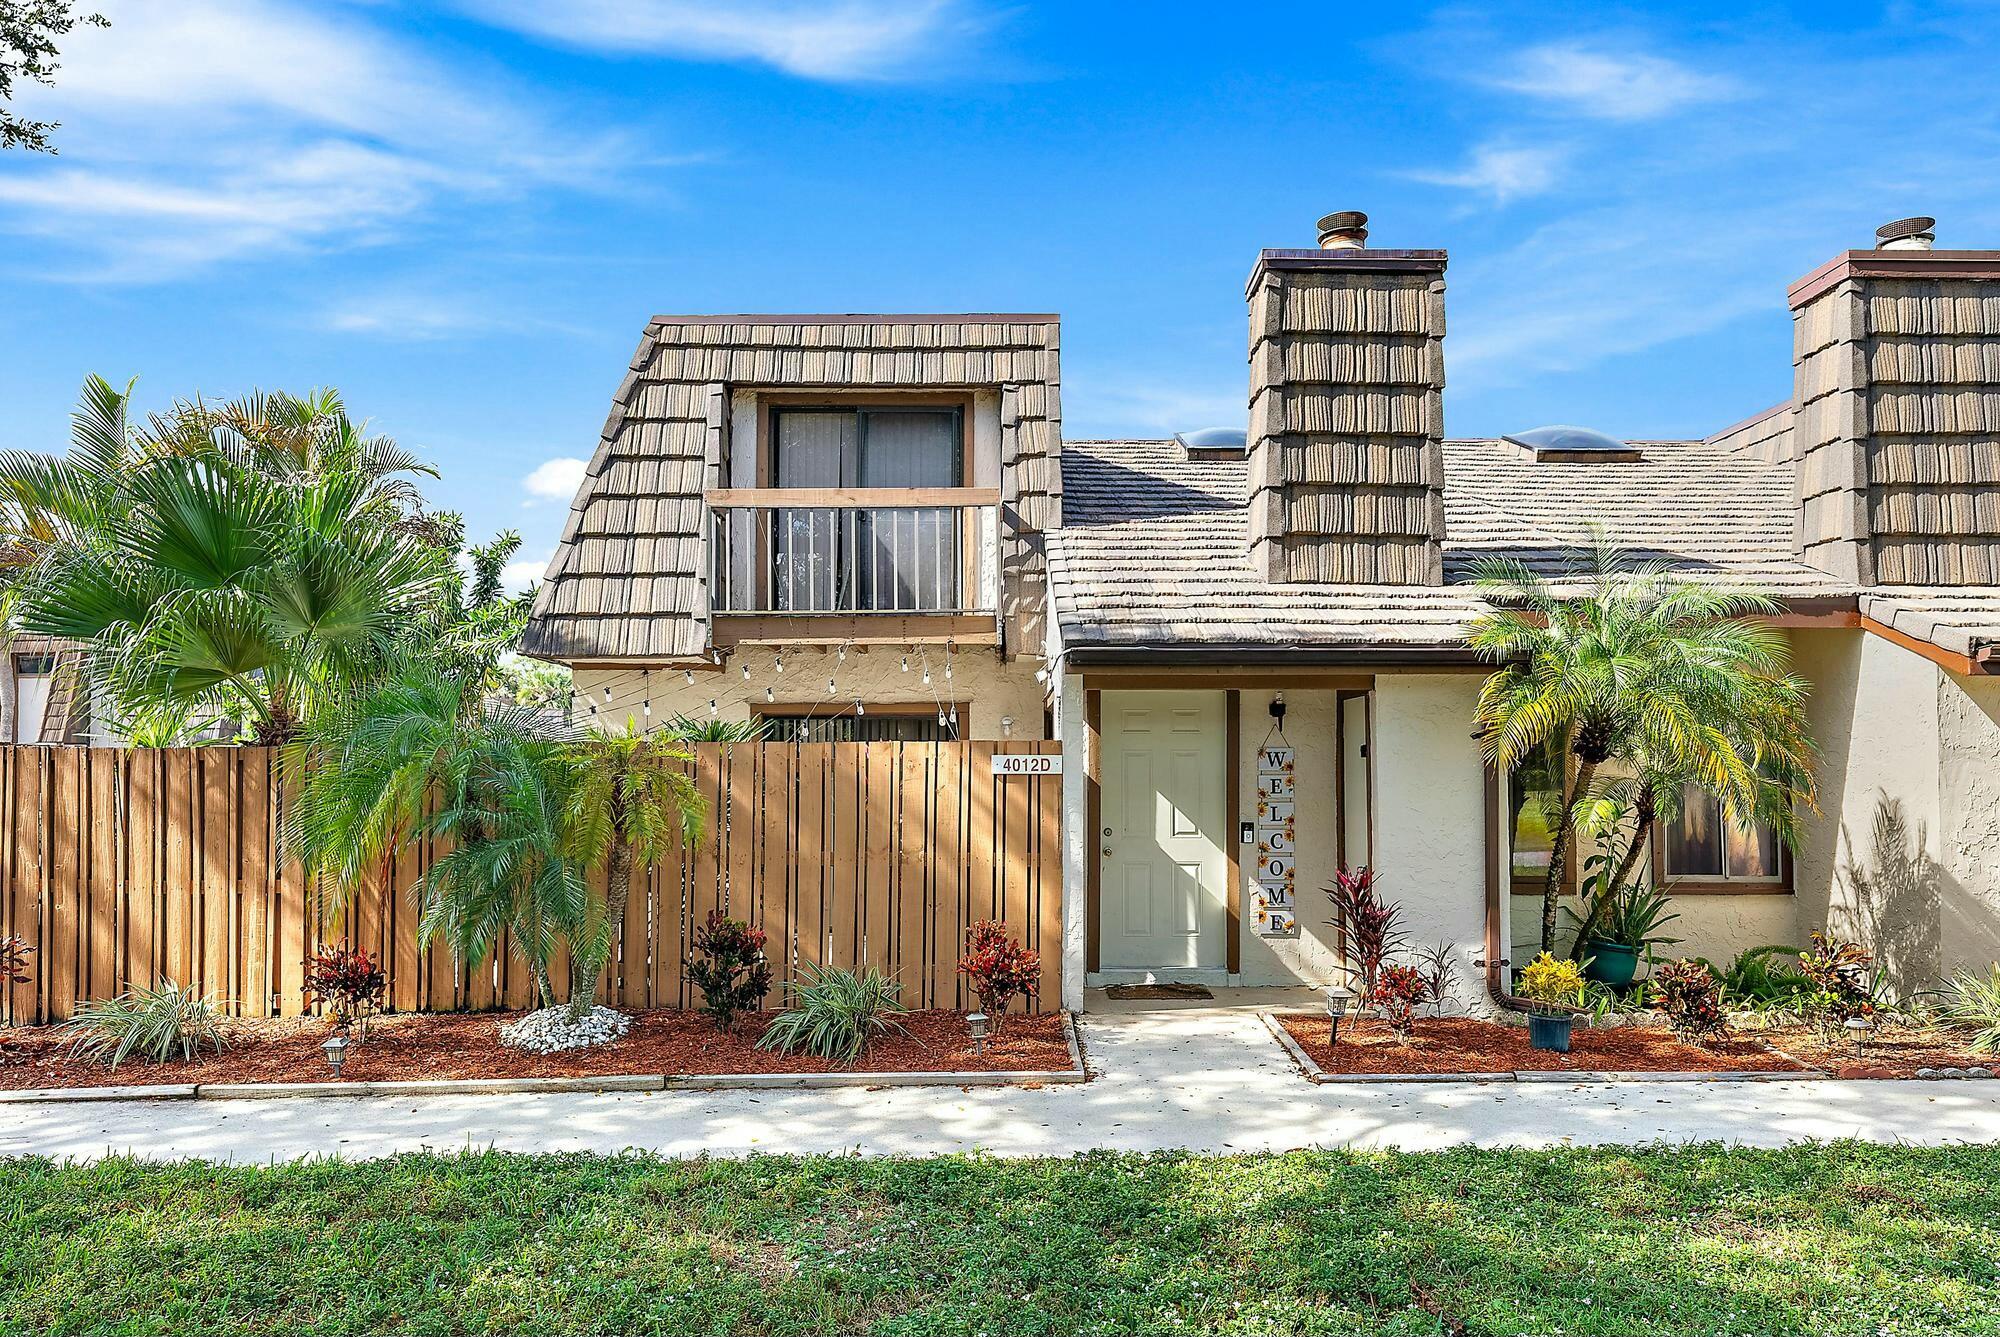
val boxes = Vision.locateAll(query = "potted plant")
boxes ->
[1574,883,1681,989]
[1515,953,1587,1051]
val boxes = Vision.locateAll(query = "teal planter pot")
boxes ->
[1583,939,1639,989]
[1527,1012,1574,1052]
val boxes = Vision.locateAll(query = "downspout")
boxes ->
[1478,761,1530,1014]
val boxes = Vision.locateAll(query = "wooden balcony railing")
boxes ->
[706,488,1001,618]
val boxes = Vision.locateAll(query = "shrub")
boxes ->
[0,934,32,989]
[1516,952,1586,1010]
[757,963,906,1068]
[1800,931,1877,1036]
[685,912,772,1033]
[1650,958,1725,1044]
[957,921,1039,1028]
[1699,944,1812,1010]
[62,980,229,1070]
[1369,964,1432,1041]
[1324,866,1402,999]
[302,946,387,1038]
[1936,965,2000,1054]
[1412,940,1459,1018]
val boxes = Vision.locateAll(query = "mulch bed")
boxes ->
[0,1008,1072,1089]
[1734,1020,1996,1079]
[1276,1014,1807,1076]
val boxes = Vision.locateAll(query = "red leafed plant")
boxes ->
[0,934,32,988]
[1650,958,1725,1045]
[1370,963,1432,1042]
[958,921,1039,1030]
[303,945,387,1038]
[1325,866,1403,1000]
[686,912,772,1033]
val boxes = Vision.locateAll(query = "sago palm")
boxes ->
[560,725,706,1018]
[1469,530,1817,955]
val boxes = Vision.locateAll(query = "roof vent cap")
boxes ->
[1174,426,1247,455]
[1315,211,1369,250]
[1503,425,1643,462]
[1875,216,1936,251]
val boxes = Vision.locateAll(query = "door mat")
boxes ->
[1103,983,1213,1000]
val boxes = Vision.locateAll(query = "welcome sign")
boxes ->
[1253,745,1298,937]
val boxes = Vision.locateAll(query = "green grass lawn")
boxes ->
[1,1144,1995,1335]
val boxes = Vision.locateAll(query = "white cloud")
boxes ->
[524,457,589,504]
[1484,43,1740,121]
[454,0,987,81]
[0,0,631,280]
[502,552,554,592]
[1408,144,1567,205]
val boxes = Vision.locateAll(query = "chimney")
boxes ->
[1790,216,2000,585]
[1246,213,1447,584]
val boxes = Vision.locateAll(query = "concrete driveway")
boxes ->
[3,1006,1998,1163]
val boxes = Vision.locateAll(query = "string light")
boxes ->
[741,662,750,680]
[642,669,651,718]
[827,676,837,695]
[855,699,866,716]
[709,699,719,717]
[765,686,775,703]
[684,669,694,685]
[775,649,785,673]
[900,653,909,673]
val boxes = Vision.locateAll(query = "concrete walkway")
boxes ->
[4,1008,1999,1163]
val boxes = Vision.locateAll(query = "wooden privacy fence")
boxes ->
[0,741,1063,1025]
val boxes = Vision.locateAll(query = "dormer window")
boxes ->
[773,405,964,489]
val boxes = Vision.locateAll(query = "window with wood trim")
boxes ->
[757,706,957,743]
[1661,785,1783,884]
[766,404,968,613]
[1507,742,1564,888]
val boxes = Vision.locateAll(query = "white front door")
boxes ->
[1099,690,1227,973]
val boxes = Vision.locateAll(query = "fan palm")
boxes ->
[1469,530,1817,954]
[560,725,706,1018]
[7,379,457,743]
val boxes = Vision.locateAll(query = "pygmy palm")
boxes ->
[1469,530,1817,955]
[561,725,706,1018]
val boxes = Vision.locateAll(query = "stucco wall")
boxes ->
[1369,672,1493,1013]
[1508,892,1797,975]
[571,645,1048,741]
[1938,671,2000,976]
[1791,628,1946,993]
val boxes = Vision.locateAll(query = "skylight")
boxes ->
[1502,425,1643,462]
[1174,427,1247,452]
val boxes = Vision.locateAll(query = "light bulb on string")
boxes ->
[855,700,866,716]
[775,650,785,673]
[921,667,931,686]
[827,676,836,695]
[684,669,694,685]
[900,654,909,673]
[765,686,774,703]
[709,699,719,717]
[741,662,750,680]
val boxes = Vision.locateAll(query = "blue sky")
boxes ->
[4,0,1998,587]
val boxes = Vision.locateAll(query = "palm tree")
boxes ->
[19,454,452,742]
[560,725,706,1019]
[285,673,588,1008]
[1469,531,1817,955]
[4,378,486,744]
